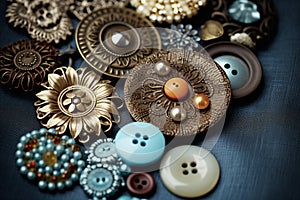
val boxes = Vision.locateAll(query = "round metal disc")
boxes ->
[76,7,161,78]
[124,49,231,136]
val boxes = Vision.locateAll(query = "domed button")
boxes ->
[126,172,156,197]
[115,122,165,167]
[205,41,262,98]
[159,145,220,198]
[164,77,190,101]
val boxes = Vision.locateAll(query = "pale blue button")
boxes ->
[115,122,165,166]
[228,0,260,24]
[87,168,113,192]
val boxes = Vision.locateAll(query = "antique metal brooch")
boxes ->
[35,67,123,143]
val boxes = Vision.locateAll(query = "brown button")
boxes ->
[164,77,189,101]
[126,172,156,197]
[205,41,262,98]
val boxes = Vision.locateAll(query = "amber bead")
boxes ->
[164,77,189,101]
[193,94,210,110]
[42,150,57,166]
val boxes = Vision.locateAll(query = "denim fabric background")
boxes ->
[0,0,299,199]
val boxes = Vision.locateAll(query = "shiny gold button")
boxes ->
[164,78,189,101]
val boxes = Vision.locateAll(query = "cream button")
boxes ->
[159,145,220,198]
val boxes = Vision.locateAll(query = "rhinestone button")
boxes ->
[159,145,220,198]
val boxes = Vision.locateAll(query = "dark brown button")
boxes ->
[205,41,262,99]
[126,172,156,197]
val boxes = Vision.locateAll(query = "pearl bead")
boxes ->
[27,172,36,180]
[17,143,23,149]
[48,128,56,134]
[15,150,22,158]
[61,135,69,140]
[71,174,78,181]
[67,139,75,145]
[20,136,27,143]
[154,61,171,76]
[48,182,55,190]
[61,154,69,161]
[39,128,47,134]
[164,77,190,101]
[170,106,187,122]
[73,151,82,160]
[193,94,210,110]
[77,160,85,168]
[45,166,53,173]
[16,158,24,166]
[38,181,47,189]
[20,166,27,174]
[57,182,64,190]
[65,180,72,187]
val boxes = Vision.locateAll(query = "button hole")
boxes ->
[132,139,138,144]
[232,69,238,75]
[135,133,141,138]
[190,161,197,167]
[192,169,198,174]
[140,141,146,147]
[181,163,188,168]
[183,170,189,175]
[137,184,143,190]
[134,178,140,183]
[102,177,106,182]
[143,135,149,140]
[96,178,100,182]
[224,63,230,69]
[141,180,147,185]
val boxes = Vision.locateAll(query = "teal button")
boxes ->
[115,122,165,166]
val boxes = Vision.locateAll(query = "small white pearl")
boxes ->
[154,61,171,76]
[170,106,187,122]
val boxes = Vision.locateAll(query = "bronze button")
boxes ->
[126,172,156,197]
[76,7,161,78]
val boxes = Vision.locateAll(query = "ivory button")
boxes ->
[164,77,189,101]
[160,145,220,198]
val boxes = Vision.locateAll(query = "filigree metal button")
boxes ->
[70,0,129,20]
[34,67,123,143]
[76,7,161,78]
[202,0,277,48]
[6,0,73,43]
[15,128,85,190]
[124,49,231,136]
[0,40,58,91]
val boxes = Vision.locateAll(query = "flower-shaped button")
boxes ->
[0,40,58,91]
[15,128,85,190]
[159,145,220,198]
[35,67,123,143]
[80,163,125,199]
[115,122,165,167]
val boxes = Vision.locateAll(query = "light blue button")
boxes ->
[87,168,113,192]
[214,55,250,90]
[115,122,165,166]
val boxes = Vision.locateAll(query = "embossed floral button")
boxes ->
[126,172,156,197]
[115,122,165,166]
[164,77,190,101]
[205,42,262,98]
[160,145,220,198]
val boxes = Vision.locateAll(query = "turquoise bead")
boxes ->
[57,182,64,190]
[65,180,72,187]
[45,166,52,173]
[25,152,32,158]
[15,150,22,158]
[27,172,35,180]
[61,154,69,161]
[73,151,82,160]
[38,146,45,153]
[78,160,85,168]
[71,174,78,181]
[20,166,27,174]
[53,163,61,169]
[55,145,64,154]
[17,143,23,149]
[39,128,48,134]
[20,136,27,143]
[16,158,24,166]
[115,122,165,166]
[67,139,75,145]
[48,182,55,190]
[48,128,56,134]
[38,160,45,167]
[61,135,69,140]
[38,181,47,189]
[31,130,39,136]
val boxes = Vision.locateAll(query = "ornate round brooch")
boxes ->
[35,67,123,143]
[70,0,129,20]
[0,40,58,91]
[76,7,161,78]
[15,128,85,190]
[200,0,277,48]
[6,0,73,43]
[130,0,207,23]
[80,163,125,199]
[124,49,231,136]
